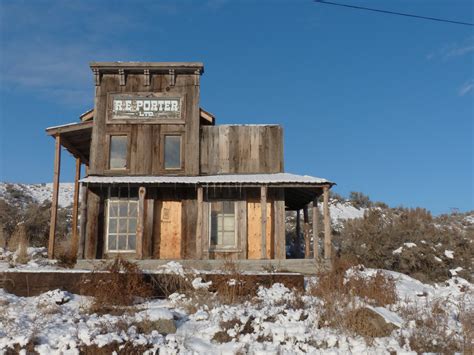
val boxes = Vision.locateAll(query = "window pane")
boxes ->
[109,136,127,169]
[118,235,127,250]
[118,219,128,233]
[129,219,137,233]
[109,203,118,217]
[223,232,235,246]
[164,136,181,169]
[108,235,117,250]
[210,201,236,247]
[223,215,234,231]
[129,203,137,217]
[128,235,136,250]
[119,202,128,217]
[109,219,117,234]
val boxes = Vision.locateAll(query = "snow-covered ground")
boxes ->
[0,264,472,354]
[0,182,74,208]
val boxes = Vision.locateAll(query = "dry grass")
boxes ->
[399,299,464,354]
[310,256,398,338]
[55,239,77,268]
[12,224,29,264]
[80,257,152,314]
[213,260,259,305]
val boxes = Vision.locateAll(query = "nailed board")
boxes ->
[156,201,182,259]
[247,200,273,259]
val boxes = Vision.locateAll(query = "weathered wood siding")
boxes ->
[200,125,284,174]
[89,72,200,176]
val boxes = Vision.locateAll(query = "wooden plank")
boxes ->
[71,158,81,257]
[273,188,286,259]
[48,135,61,259]
[143,197,154,258]
[153,199,162,258]
[237,195,247,259]
[159,201,182,259]
[247,198,272,260]
[303,206,311,258]
[323,186,332,260]
[312,197,319,259]
[196,186,203,259]
[136,187,146,259]
[295,209,301,258]
[77,185,88,259]
[84,190,100,259]
[261,185,267,259]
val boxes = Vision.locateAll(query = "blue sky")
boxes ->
[0,0,472,214]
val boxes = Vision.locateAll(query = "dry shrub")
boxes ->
[55,239,77,268]
[400,300,462,353]
[339,208,474,283]
[213,260,258,305]
[212,316,255,343]
[150,272,193,298]
[460,307,474,354]
[310,256,398,332]
[78,342,152,355]
[80,257,152,314]
[346,271,398,307]
[344,307,397,338]
[11,224,29,264]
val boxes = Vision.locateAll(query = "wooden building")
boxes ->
[45,62,335,272]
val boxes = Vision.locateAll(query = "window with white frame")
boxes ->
[106,198,138,252]
[210,201,236,248]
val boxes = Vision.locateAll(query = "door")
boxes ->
[154,200,182,259]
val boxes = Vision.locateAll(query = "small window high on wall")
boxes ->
[210,201,236,248]
[109,135,128,169]
[164,135,181,170]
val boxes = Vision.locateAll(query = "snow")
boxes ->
[0,182,75,208]
[329,200,366,230]
[80,172,333,185]
[444,250,454,259]
[1,266,472,354]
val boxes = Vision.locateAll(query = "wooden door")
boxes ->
[155,201,182,259]
[247,200,273,259]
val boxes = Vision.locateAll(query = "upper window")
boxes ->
[109,135,128,169]
[106,198,138,252]
[164,135,182,170]
[210,201,236,248]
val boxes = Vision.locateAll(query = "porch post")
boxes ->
[295,209,301,257]
[323,185,332,260]
[48,135,61,259]
[303,206,310,258]
[312,197,319,259]
[136,186,146,259]
[77,183,87,259]
[260,185,267,259]
[71,158,81,257]
[196,185,203,259]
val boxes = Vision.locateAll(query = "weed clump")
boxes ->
[80,257,152,314]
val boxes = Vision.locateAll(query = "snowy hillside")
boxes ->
[0,182,74,208]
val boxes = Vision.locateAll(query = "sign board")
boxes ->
[111,95,181,120]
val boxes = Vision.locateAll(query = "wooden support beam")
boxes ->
[136,187,146,259]
[274,188,286,259]
[196,186,203,259]
[312,197,319,259]
[260,185,267,259]
[295,209,301,258]
[77,185,87,259]
[71,158,81,257]
[48,135,61,259]
[303,206,310,259]
[323,185,332,260]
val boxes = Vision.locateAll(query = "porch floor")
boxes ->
[75,258,329,275]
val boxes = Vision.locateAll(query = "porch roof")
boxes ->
[80,173,334,187]
[80,173,334,210]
